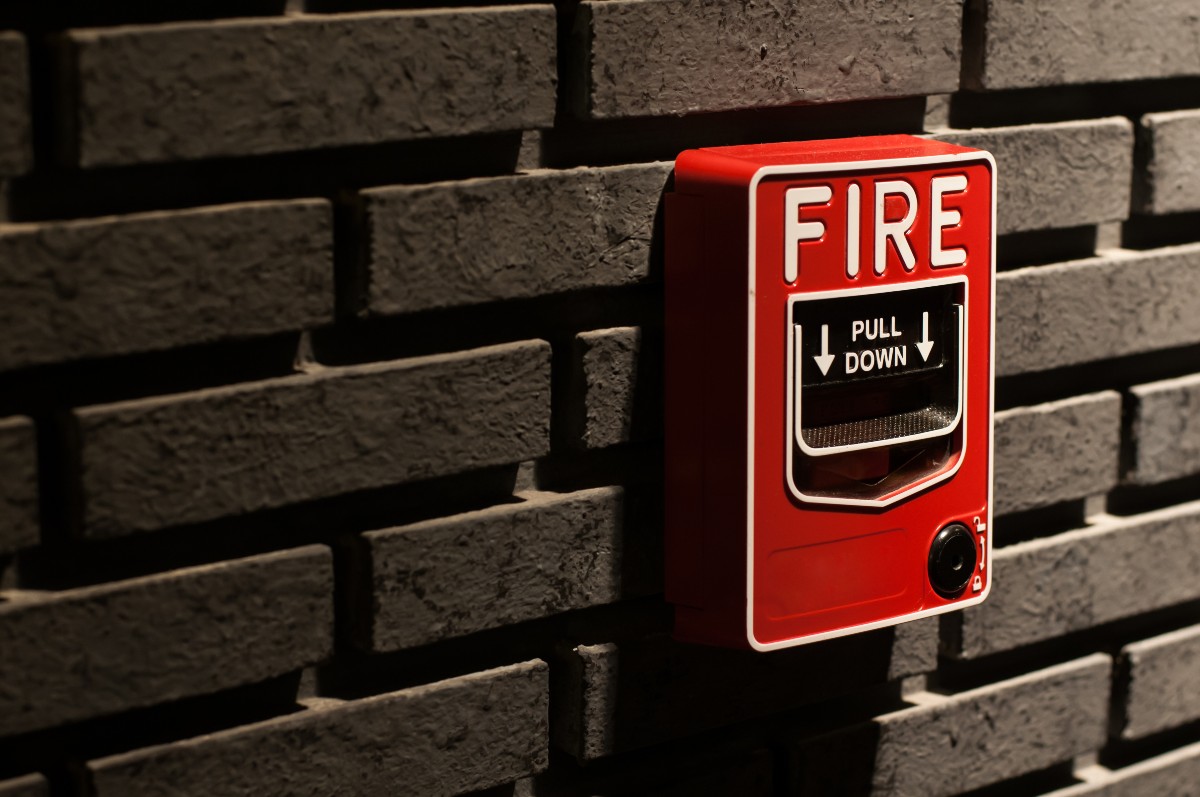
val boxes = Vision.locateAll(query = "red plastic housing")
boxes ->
[665,136,995,650]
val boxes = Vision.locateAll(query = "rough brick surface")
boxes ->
[1139,110,1200,215]
[1045,742,1200,797]
[793,655,1112,797]
[78,341,550,536]
[0,201,332,371]
[936,118,1133,234]
[570,327,661,449]
[555,620,937,759]
[953,502,1200,658]
[0,416,37,555]
[365,164,670,315]
[358,487,657,652]
[993,392,1121,516]
[0,33,31,177]
[0,546,332,738]
[576,0,961,118]
[970,0,1200,90]
[3,0,1199,788]
[1128,373,1200,486]
[996,244,1200,376]
[88,661,549,797]
[1119,624,1200,739]
[0,775,47,797]
[66,8,556,166]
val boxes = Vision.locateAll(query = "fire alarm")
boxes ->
[665,135,995,650]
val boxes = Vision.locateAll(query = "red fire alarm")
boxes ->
[665,136,995,650]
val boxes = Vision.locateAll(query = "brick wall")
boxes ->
[1,2,1198,795]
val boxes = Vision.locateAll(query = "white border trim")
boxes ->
[786,277,966,507]
[744,150,997,651]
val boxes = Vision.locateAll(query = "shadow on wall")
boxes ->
[548,624,914,780]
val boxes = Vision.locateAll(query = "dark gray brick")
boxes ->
[952,503,1200,658]
[66,8,556,167]
[997,244,1200,376]
[1140,110,1200,215]
[358,487,658,652]
[0,774,47,797]
[77,341,550,536]
[0,416,37,555]
[554,621,937,759]
[364,163,670,315]
[1128,373,1200,486]
[792,655,1111,797]
[1119,624,1200,739]
[88,661,548,797]
[575,0,961,118]
[970,0,1200,90]
[994,392,1121,516]
[935,118,1133,234]
[1044,743,1200,797]
[569,326,661,449]
[0,546,332,738]
[0,32,31,177]
[0,200,332,371]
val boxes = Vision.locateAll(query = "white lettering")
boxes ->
[846,182,861,278]
[844,345,908,375]
[784,185,833,283]
[931,174,969,267]
[874,180,918,274]
[852,316,903,342]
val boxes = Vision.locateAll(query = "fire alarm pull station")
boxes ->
[665,136,995,650]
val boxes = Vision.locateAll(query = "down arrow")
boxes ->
[915,311,935,362]
[813,324,836,376]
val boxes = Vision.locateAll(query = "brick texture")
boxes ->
[1044,742,1200,797]
[1128,373,1200,486]
[792,655,1112,797]
[0,775,46,797]
[568,326,661,449]
[88,661,549,797]
[364,164,670,315]
[77,341,550,536]
[996,244,1200,376]
[0,546,332,738]
[951,502,1200,658]
[0,416,37,555]
[574,0,962,118]
[555,620,937,759]
[969,0,1200,90]
[65,8,556,166]
[356,487,655,652]
[3,0,1199,792]
[993,392,1121,516]
[0,32,31,177]
[1139,110,1200,215]
[0,200,331,371]
[936,118,1133,234]
[1118,624,1200,739]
